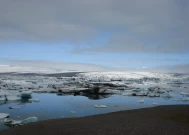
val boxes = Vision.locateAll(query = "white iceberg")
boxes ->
[29,99,40,102]
[7,96,21,101]
[138,99,144,103]
[152,102,159,105]
[173,98,182,101]
[4,117,38,127]
[182,98,189,102]
[22,117,38,124]
[4,119,22,126]
[122,92,133,96]
[180,92,189,96]
[0,97,5,101]
[0,113,9,119]
[162,93,173,99]
[94,105,107,108]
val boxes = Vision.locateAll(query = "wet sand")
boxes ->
[1,105,189,135]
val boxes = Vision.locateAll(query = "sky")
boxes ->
[0,0,189,73]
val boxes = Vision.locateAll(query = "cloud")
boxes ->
[142,63,189,73]
[0,0,188,53]
[92,58,182,63]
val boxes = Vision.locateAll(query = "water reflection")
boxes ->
[57,93,112,100]
[0,93,189,131]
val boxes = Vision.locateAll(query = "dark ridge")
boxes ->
[0,72,84,77]
[44,72,84,77]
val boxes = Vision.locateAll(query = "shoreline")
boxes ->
[1,105,189,135]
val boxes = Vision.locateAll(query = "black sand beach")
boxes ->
[1,105,189,135]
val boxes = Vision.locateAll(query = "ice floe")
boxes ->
[152,102,159,105]
[4,117,38,127]
[9,106,22,109]
[138,99,144,103]
[95,105,107,108]
[29,99,40,102]
[0,113,9,119]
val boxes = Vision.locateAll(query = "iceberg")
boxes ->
[4,119,22,126]
[22,117,38,124]
[180,92,189,96]
[0,113,9,119]
[4,117,38,127]
[152,102,159,105]
[20,91,32,99]
[95,105,107,108]
[138,99,144,103]
[28,99,40,102]
[182,98,189,102]
[9,106,21,109]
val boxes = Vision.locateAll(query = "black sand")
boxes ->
[1,105,189,135]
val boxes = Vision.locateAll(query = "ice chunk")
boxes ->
[20,91,32,99]
[162,93,173,99]
[29,99,40,102]
[7,96,21,101]
[95,105,107,108]
[147,93,160,97]
[173,98,182,101]
[22,117,38,124]
[182,98,189,102]
[4,119,22,126]
[0,113,9,119]
[180,92,189,96]
[152,102,159,105]
[70,111,76,113]
[138,99,144,103]
[4,117,38,127]
[122,92,133,96]
[9,106,21,109]
[0,97,5,101]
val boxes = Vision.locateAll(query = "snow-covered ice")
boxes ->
[95,105,107,108]
[0,113,9,119]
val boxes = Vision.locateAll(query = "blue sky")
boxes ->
[0,0,188,72]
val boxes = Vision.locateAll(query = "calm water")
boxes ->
[0,93,189,131]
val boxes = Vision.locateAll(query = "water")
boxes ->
[0,93,189,131]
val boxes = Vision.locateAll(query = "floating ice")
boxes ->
[9,106,21,109]
[0,113,9,119]
[29,99,40,102]
[122,92,133,96]
[182,98,189,102]
[7,96,21,101]
[95,105,107,108]
[4,119,22,126]
[4,117,38,127]
[22,117,38,124]
[20,91,32,99]
[173,98,182,101]
[147,93,160,97]
[180,92,189,96]
[152,102,159,105]
[138,99,144,103]
[70,111,76,113]
[162,93,173,99]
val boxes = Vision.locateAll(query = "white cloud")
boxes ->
[0,0,188,53]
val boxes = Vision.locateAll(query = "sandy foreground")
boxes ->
[1,105,189,135]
